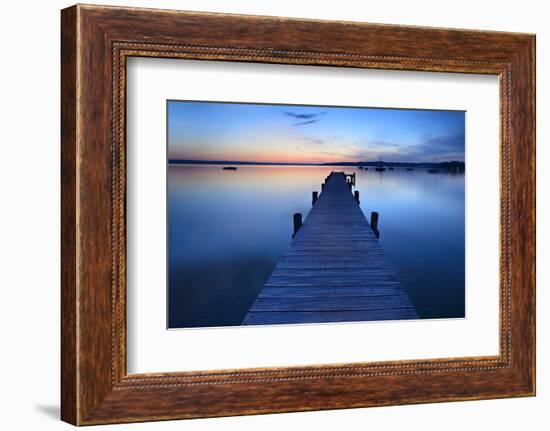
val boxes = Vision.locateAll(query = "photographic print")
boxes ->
[167,101,465,329]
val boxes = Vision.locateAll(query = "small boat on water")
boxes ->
[427,168,440,174]
[364,167,369,170]
[375,167,386,172]
[223,166,238,171]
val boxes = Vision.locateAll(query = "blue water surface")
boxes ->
[168,165,465,328]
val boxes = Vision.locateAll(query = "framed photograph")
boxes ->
[61,4,535,425]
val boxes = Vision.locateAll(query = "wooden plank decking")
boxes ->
[242,171,418,325]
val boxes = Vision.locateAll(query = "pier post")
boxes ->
[352,172,356,186]
[293,213,303,238]
[312,191,318,205]
[354,190,360,204]
[322,183,325,191]
[370,211,379,238]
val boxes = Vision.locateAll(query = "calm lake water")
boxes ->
[168,165,465,328]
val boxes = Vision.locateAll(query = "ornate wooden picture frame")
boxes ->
[61,4,535,425]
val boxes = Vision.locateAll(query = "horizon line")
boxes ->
[168,159,466,166]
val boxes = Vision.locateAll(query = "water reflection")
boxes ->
[168,165,465,328]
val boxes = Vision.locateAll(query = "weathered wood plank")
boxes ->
[243,309,419,325]
[258,286,408,298]
[242,172,418,325]
[251,295,416,312]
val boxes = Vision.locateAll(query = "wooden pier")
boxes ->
[242,171,417,325]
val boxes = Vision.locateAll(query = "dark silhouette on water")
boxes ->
[223,166,238,170]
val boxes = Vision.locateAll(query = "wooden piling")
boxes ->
[354,190,360,204]
[370,211,379,238]
[312,191,318,205]
[292,213,302,238]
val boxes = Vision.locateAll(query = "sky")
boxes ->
[167,101,465,164]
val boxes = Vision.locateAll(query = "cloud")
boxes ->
[283,111,326,126]
[293,119,319,126]
[401,133,465,161]
[296,137,325,145]
[353,133,465,162]
[283,111,326,120]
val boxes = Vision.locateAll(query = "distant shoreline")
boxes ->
[168,159,465,169]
